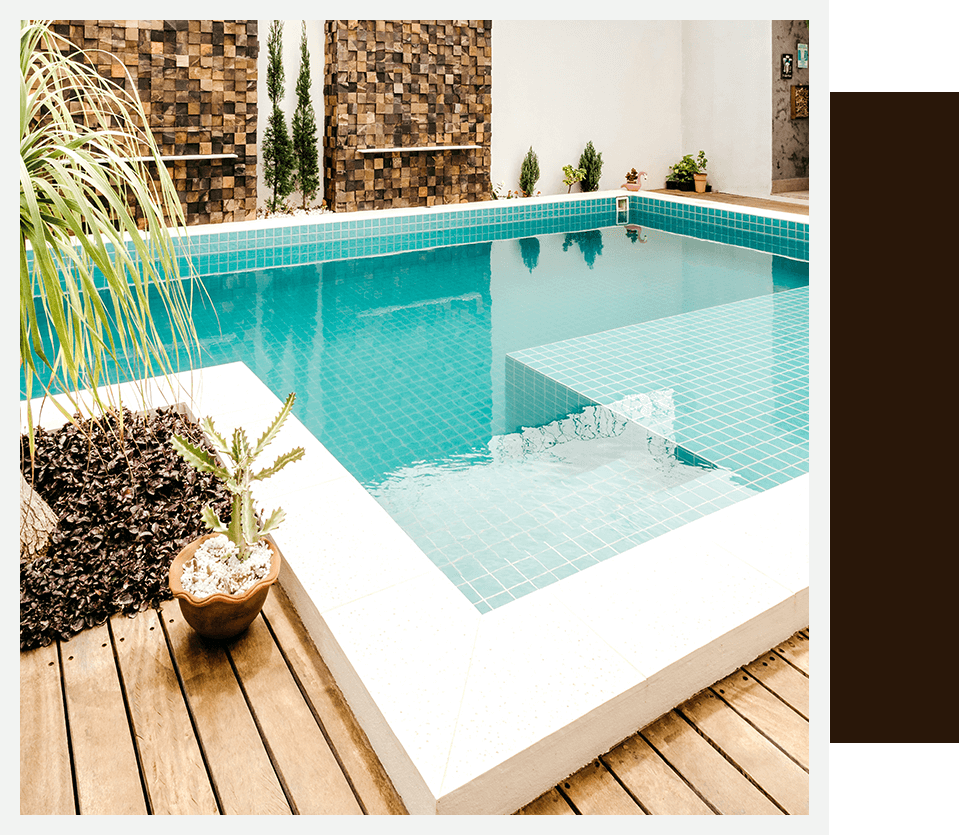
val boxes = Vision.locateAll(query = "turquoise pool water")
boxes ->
[25,214,809,612]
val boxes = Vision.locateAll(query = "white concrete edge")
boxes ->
[22,362,809,815]
[168,189,810,240]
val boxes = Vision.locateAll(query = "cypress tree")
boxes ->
[263,20,295,213]
[579,141,603,192]
[519,147,540,197]
[291,21,319,210]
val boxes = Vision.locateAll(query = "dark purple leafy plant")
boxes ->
[20,407,231,651]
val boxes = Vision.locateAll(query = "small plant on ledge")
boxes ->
[519,146,540,197]
[667,151,708,193]
[579,141,603,192]
[562,164,586,193]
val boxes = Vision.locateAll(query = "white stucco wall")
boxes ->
[491,21,684,195]
[680,20,772,197]
[255,20,778,207]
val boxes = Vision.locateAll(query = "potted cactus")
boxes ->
[169,393,305,639]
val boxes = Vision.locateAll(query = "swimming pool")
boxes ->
[27,202,808,612]
[23,192,810,813]
[175,204,808,610]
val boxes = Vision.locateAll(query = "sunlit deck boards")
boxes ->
[19,585,407,816]
[21,597,808,816]
[516,630,810,816]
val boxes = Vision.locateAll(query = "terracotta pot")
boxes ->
[169,532,281,640]
[693,173,707,193]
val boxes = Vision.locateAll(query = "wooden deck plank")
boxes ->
[59,622,147,814]
[712,670,809,769]
[560,759,645,814]
[641,710,782,815]
[20,641,75,815]
[602,732,714,815]
[261,587,406,815]
[744,650,810,719]
[161,600,291,815]
[228,615,363,815]
[515,787,576,815]
[680,691,808,815]
[111,608,218,814]
[774,632,810,674]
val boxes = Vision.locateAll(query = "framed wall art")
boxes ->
[781,53,793,79]
[797,43,808,68]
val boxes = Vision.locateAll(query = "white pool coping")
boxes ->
[171,187,808,240]
[22,362,808,814]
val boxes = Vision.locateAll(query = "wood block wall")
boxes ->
[324,20,492,212]
[51,20,258,226]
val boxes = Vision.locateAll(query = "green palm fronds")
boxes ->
[20,19,203,454]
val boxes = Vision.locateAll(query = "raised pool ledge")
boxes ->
[22,362,808,815]
[28,190,808,294]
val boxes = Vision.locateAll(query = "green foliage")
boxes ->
[292,22,319,210]
[266,20,285,106]
[519,146,540,197]
[562,164,586,193]
[264,105,296,212]
[263,21,295,212]
[668,151,708,182]
[19,19,202,455]
[171,393,306,560]
[579,141,603,192]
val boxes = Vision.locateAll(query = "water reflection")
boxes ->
[562,228,604,268]
[518,236,540,273]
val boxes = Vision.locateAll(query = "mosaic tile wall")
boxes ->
[51,20,259,226]
[323,20,492,213]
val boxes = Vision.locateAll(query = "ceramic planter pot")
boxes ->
[693,173,707,193]
[169,532,281,640]
[622,183,640,191]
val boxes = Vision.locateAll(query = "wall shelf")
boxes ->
[132,154,239,162]
[358,145,482,154]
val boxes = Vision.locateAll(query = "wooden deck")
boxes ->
[516,629,810,816]
[19,584,407,815]
[647,187,810,216]
[21,581,808,816]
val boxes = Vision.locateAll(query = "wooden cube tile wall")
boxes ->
[51,20,259,226]
[323,20,492,213]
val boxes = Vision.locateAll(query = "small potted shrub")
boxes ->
[579,141,603,192]
[562,164,586,193]
[169,393,305,640]
[519,146,540,197]
[668,151,708,193]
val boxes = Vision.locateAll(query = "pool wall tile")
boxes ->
[28,192,807,295]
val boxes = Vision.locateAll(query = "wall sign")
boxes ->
[797,43,808,68]
[781,53,793,79]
